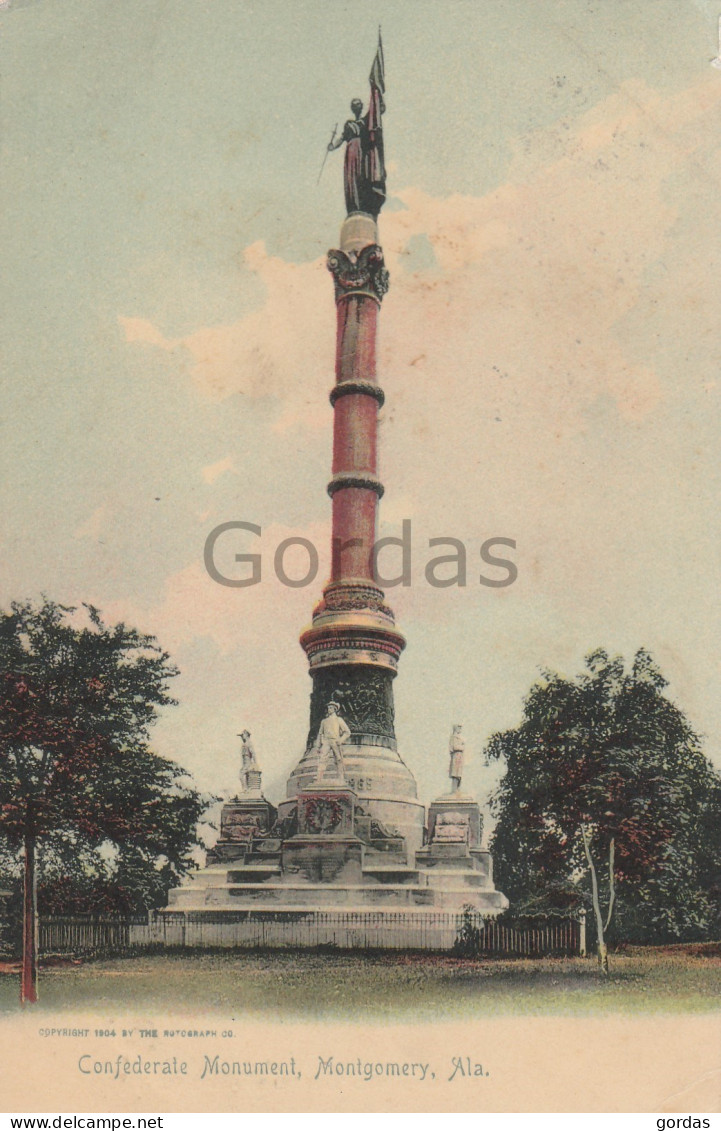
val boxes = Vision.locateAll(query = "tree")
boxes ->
[0,598,209,1004]
[487,649,721,971]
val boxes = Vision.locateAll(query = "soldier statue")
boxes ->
[238,729,261,795]
[448,724,465,793]
[315,700,351,782]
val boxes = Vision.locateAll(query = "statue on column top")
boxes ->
[327,33,386,218]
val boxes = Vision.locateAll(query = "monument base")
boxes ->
[165,745,508,946]
[206,795,277,864]
[167,784,508,922]
[165,873,508,913]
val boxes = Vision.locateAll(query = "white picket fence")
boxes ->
[40,911,585,955]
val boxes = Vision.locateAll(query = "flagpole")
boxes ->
[317,123,338,185]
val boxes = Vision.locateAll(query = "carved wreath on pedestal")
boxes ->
[223,813,260,843]
[304,795,343,834]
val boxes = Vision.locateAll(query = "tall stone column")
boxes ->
[284,213,424,853]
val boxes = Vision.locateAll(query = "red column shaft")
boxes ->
[331,293,380,584]
[336,295,377,383]
[333,395,377,474]
[331,489,378,580]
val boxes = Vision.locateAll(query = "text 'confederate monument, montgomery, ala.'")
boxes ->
[164,36,508,948]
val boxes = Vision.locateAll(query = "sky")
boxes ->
[1,0,720,824]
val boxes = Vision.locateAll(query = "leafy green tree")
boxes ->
[487,649,721,971]
[0,599,209,1003]
[29,836,191,917]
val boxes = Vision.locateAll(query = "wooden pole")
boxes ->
[21,833,38,1005]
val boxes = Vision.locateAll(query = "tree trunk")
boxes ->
[21,833,38,1006]
[581,825,610,976]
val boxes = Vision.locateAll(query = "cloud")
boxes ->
[74,504,110,542]
[201,456,235,485]
[120,242,333,432]
[102,519,331,656]
[118,317,177,350]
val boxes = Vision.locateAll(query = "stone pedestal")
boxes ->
[281,784,364,883]
[295,783,356,836]
[241,769,263,796]
[207,796,277,864]
[281,836,364,885]
[340,212,378,255]
[426,793,483,850]
[412,791,504,911]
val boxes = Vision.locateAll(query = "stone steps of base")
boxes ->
[422,870,489,888]
[186,866,236,880]
[167,882,507,912]
[159,904,506,919]
[415,858,478,871]
[361,847,408,860]
[165,896,507,914]
[362,867,419,881]
[173,873,488,897]
[227,865,282,878]
[187,864,283,883]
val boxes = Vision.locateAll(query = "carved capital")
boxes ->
[327,244,390,304]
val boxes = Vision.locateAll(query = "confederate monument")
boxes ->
[165,35,507,945]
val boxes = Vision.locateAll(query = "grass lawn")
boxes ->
[0,945,719,1019]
